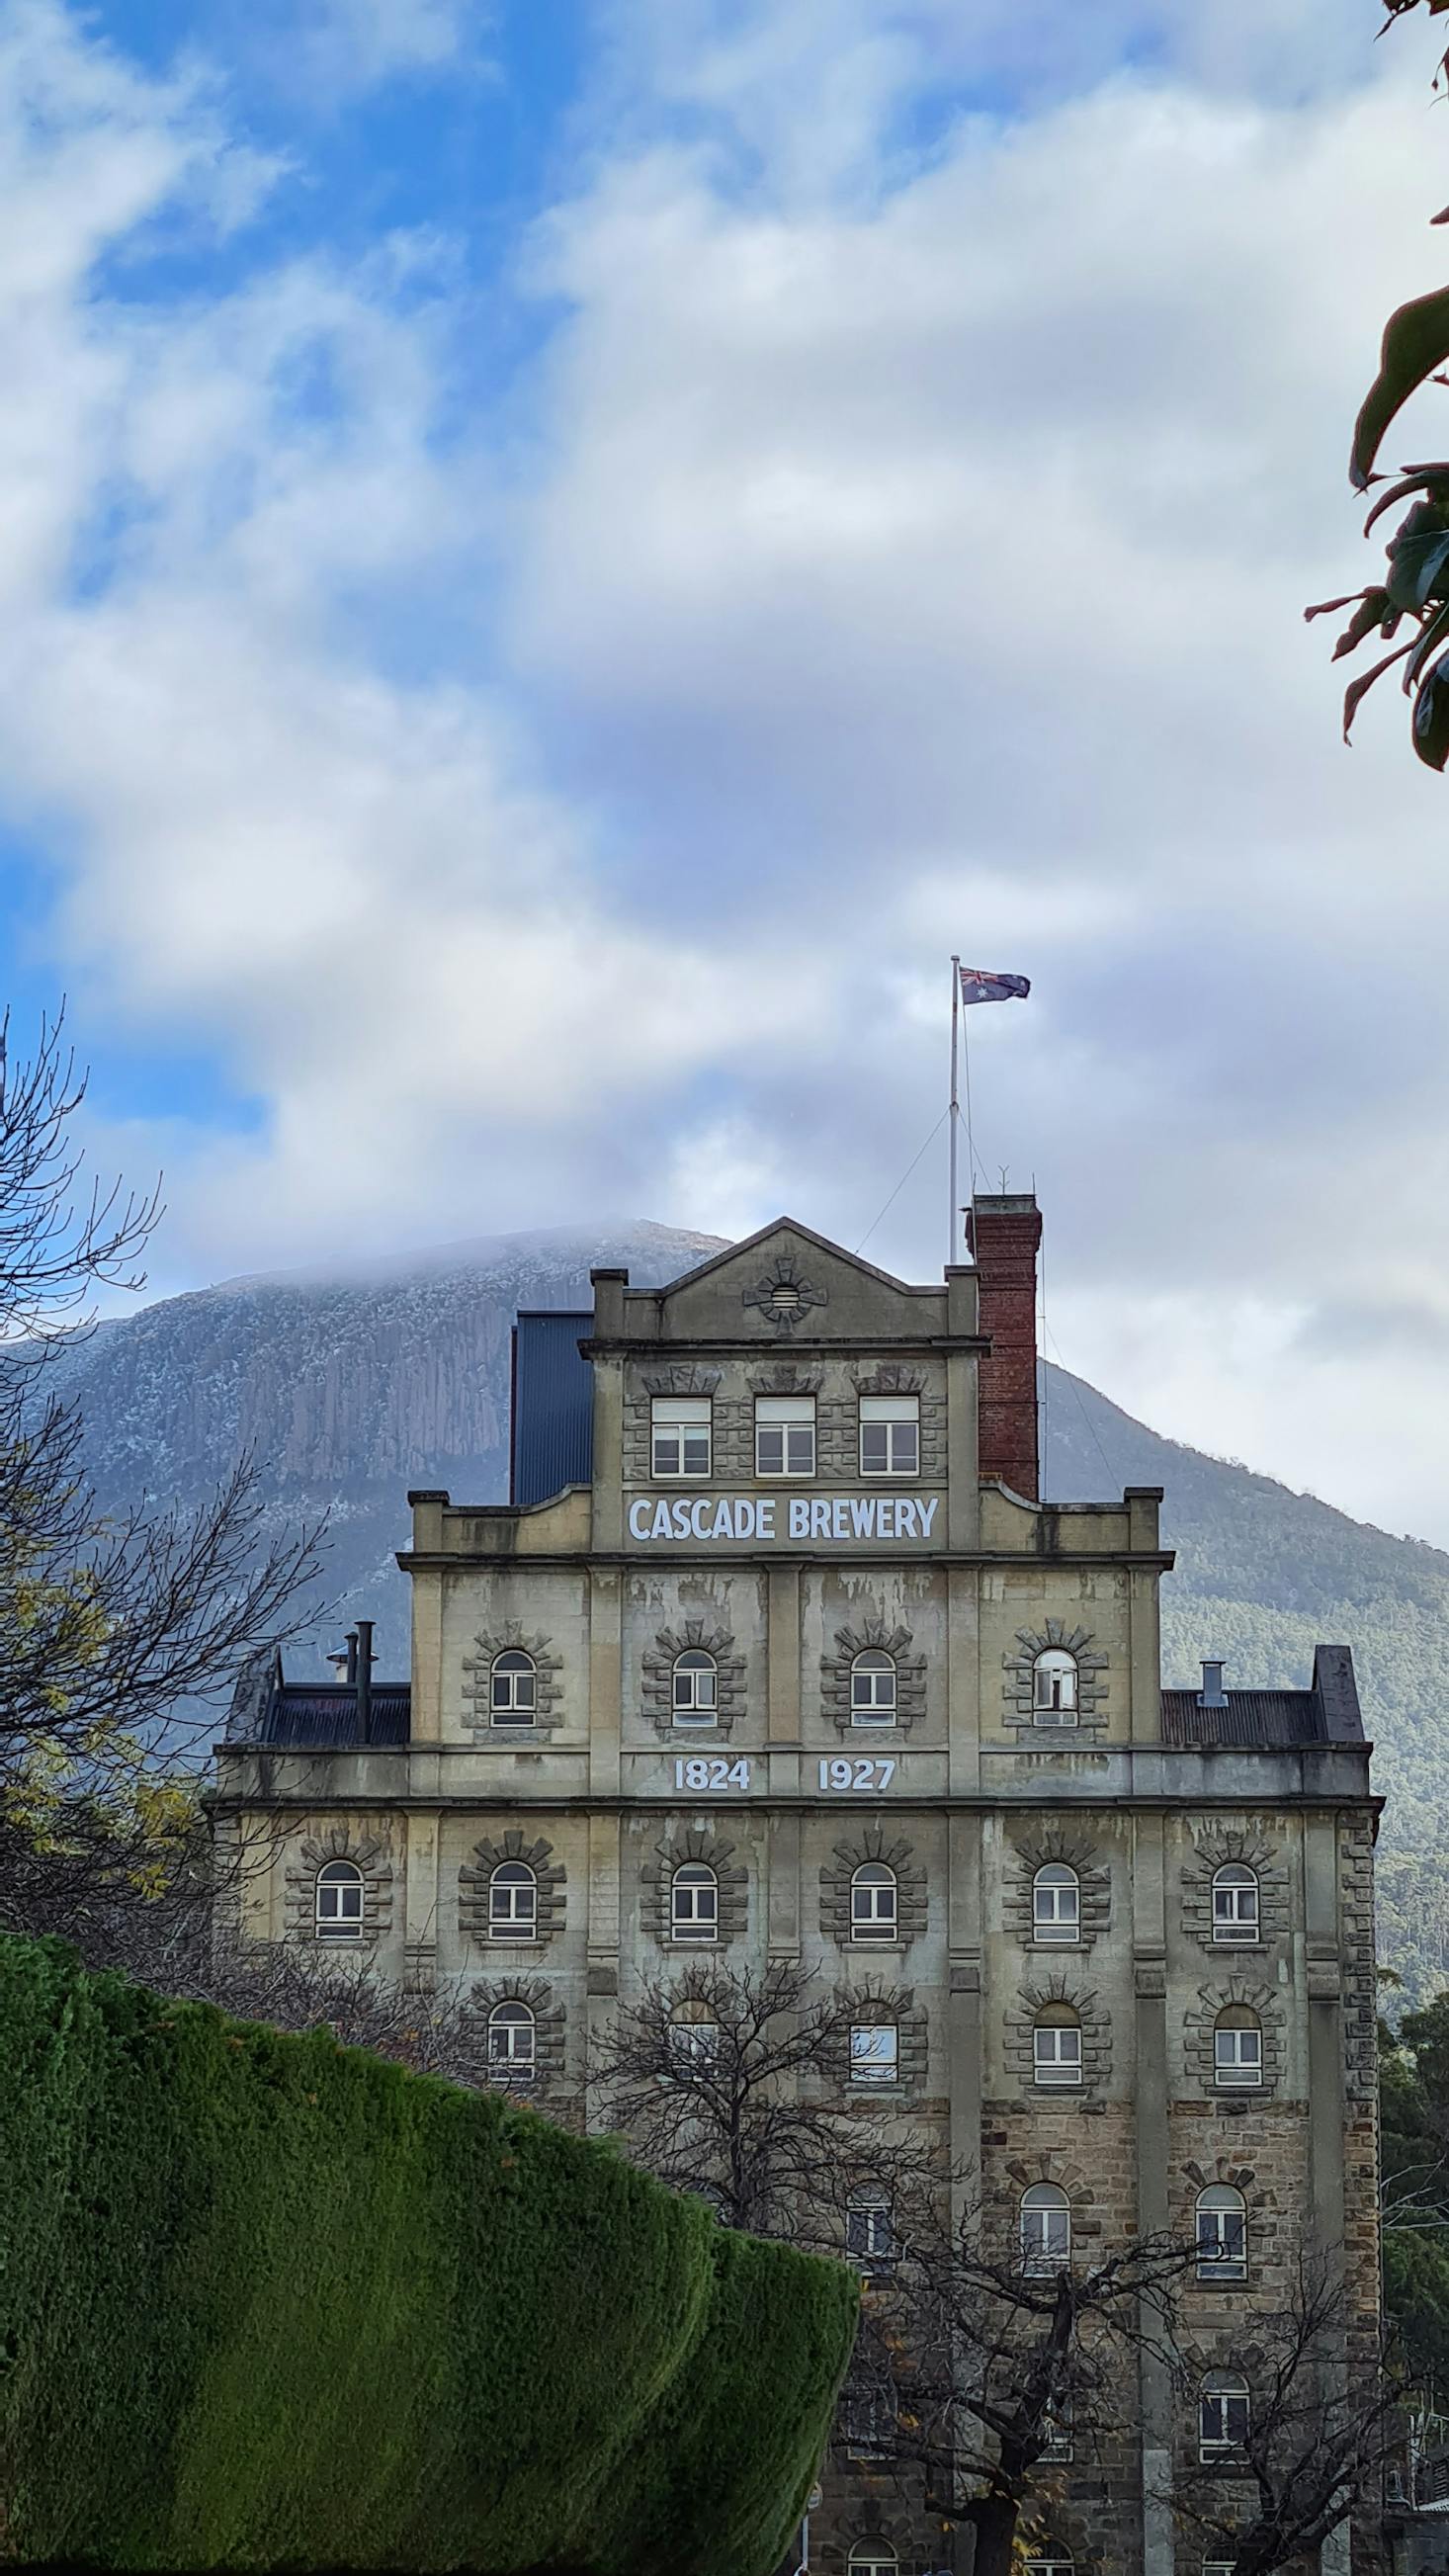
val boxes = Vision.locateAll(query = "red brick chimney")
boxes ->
[966,1192,1043,1501]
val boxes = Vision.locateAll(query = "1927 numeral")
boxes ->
[674,1757,751,1792]
[818,1759,897,1793]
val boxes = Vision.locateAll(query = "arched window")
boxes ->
[1024,2557,1073,2576]
[846,2192,894,2269]
[1032,1862,1080,1944]
[1214,2008,1263,2090]
[849,2021,898,2086]
[1196,2184,1248,2281]
[847,2545,897,2576]
[850,1650,897,1726]
[850,1861,898,1943]
[1212,1863,1260,1944]
[488,1859,537,1941]
[1199,2370,1249,2458]
[671,1649,719,1728]
[315,1858,364,1940]
[1020,2182,1071,2274]
[486,1999,536,2079]
[671,1862,719,1942]
[1033,1648,1078,1722]
[1033,2012,1083,2089]
[490,1649,536,1728]
[668,1998,720,2072]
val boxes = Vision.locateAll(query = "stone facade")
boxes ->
[212,1202,1381,2576]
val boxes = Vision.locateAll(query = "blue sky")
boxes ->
[6,0,1449,1542]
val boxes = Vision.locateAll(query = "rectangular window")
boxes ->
[1214,2023,1263,2088]
[651,1396,712,1479]
[1033,2024,1082,2087]
[850,2023,898,2086]
[845,2201,894,2266]
[754,1394,815,1477]
[1196,2207,1247,2282]
[859,1394,920,1478]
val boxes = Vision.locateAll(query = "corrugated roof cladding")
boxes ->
[1160,1689,1326,1750]
[261,1685,411,1749]
[511,1309,593,1508]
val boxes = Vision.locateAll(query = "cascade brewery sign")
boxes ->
[627,1492,941,1543]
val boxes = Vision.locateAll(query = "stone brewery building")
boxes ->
[213,1202,1381,2574]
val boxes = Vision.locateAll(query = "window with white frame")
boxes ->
[1202,2561,1237,2576]
[850,2022,898,2086]
[754,1394,815,1477]
[1032,1862,1080,1944]
[849,1861,897,1943]
[1024,2553,1073,2576]
[850,1649,897,1726]
[671,1863,719,1942]
[1195,2185,1248,2282]
[651,1395,712,1479]
[486,1999,536,2079]
[859,1393,919,1477]
[668,2001,720,2072]
[845,2193,894,2269]
[1199,2371,1250,2459]
[1214,2011,1263,2089]
[1033,1648,1078,1721]
[489,1649,536,1728]
[488,1860,537,1941]
[1033,2018,1083,2089]
[315,1858,364,1940]
[847,2546,896,2576]
[1212,1863,1260,1944]
[671,1649,719,1727]
[1020,2182,1071,2274]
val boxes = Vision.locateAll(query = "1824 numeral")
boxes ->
[674,1758,750,1791]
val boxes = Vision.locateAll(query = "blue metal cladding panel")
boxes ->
[511,1310,594,1508]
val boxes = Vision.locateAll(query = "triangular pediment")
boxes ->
[642,1218,944,1343]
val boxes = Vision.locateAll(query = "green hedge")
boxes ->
[0,1936,856,2573]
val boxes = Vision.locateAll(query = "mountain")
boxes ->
[48,1223,1447,1993]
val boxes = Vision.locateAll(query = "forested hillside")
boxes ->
[1043,1370,1449,1995]
[53,1224,1449,1992]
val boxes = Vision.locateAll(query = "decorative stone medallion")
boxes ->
[741,1253,827,1333]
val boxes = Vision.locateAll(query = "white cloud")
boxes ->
[7,0,1449,1545]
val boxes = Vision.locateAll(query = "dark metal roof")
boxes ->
[1160,1647,1364,1751]
[258,1683,411,1750]
[1160,1689,1324,1750]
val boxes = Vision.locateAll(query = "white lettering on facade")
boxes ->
[631,1493,941,1545]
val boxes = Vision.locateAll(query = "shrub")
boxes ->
[0,1935,856,2573]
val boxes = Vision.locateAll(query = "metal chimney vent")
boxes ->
[1197,1658,1229,1710]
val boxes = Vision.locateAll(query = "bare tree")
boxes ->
[1170,2255,1399,2576]
[590,1957,937,2249]
[0,1006,324,1924]
[849,2189,1189,2576]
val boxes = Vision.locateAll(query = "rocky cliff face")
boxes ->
[48,1218,1449,1988]
[51,1221,725,1677]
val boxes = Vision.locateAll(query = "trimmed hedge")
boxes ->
[0,1936,856,2573]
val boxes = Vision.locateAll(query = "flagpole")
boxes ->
[949,955,960,1266]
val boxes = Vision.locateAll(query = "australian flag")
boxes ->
[959,966,1030,1005]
